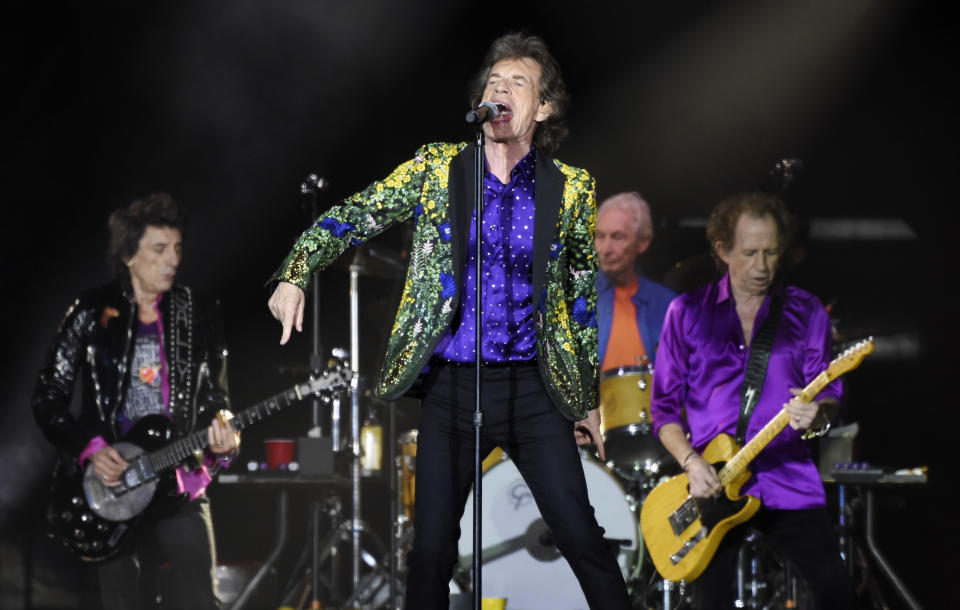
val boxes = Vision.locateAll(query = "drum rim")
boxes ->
[397,429,418,443]
[600,364,653,380]
[479,447,630,490]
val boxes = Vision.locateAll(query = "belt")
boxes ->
[431,357,537,369]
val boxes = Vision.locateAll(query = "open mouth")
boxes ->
[492,102,512,122]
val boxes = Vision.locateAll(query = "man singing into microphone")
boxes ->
[267,32,630,610]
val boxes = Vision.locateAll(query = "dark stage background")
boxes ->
[2,1,955,608]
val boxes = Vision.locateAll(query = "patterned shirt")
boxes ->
[118,321,167,434]
[434,147,538,363]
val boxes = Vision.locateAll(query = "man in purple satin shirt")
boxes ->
[651,191,855,608]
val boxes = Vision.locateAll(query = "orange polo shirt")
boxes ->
[601,276,647,372]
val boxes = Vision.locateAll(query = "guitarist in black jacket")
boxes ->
[32,192,238,610]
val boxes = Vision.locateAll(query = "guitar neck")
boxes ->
[718,369,833,486]
[146,382,316,475]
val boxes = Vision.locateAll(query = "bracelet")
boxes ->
[801,417,831,440]
[681,450,697,470]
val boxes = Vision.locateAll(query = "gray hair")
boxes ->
[597,192,653,241]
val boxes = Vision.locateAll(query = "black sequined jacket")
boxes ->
[32,281,230,459]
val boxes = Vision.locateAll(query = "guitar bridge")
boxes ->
[669,497,700,536]
[670,526,708,565]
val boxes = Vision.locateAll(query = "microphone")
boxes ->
[465,101,499,124]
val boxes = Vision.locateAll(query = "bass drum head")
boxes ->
[457,451,641,610]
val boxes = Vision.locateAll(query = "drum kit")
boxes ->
[289,175,806,610]
[302,255,794,608]
[389,363,697,609]
[388,362,812,609]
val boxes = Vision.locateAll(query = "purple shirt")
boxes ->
[651,273,841,510]
[434,148,538,363]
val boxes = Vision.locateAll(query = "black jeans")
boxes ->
[96,496,220,610]
[403,363,630,610]
[693,506,855,609]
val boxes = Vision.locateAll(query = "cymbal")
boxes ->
[661,253,719,294]
[333,243,407,279]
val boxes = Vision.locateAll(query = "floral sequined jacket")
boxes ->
[32,281,231,458]
[274,142,599,420]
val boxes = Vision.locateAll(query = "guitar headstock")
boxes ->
[299,357,352,398]
[827,337,875,378]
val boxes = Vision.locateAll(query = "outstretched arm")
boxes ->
[267,281,306,345]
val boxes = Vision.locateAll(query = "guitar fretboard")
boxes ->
[717,340,873,485]
[146,373,345,474]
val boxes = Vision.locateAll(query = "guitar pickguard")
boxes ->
[697,491,750,532]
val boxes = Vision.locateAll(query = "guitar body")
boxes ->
[47,415,188,562]
[640,434,761,582]
[44,365,352,562]
[639,340,875,583]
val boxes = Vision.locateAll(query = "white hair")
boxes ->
[597,192,653,241]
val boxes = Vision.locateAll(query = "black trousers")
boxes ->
[96,496,220,610]
[403,363,630,610]
[693,506,855,610]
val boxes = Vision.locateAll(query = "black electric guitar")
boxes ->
[46,364,351,562]
[640,338,873,582]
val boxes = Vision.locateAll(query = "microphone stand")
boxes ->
[470,120,485,610]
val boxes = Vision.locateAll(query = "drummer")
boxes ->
[595,192,676,372]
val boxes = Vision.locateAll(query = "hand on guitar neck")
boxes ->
[640,339,874,583]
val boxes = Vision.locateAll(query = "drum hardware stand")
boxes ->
[735,530,768,608]
[733,528,804,610]
[389,429,417,609]
[277,492,343,607]
[298,172,348,609]
[662,579,675,609]
[300,172,332,438]
[293,172,389,608]
[387,397,402,610]
[308,253,388,606]
[834,479,924,610]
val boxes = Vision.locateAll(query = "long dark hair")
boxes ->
[468,32,569,156]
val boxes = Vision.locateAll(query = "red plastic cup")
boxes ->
[264,439,295,470]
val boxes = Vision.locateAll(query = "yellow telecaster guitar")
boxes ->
[640,338,874,582]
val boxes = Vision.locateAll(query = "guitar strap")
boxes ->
[736,295,783,446]
[166,286,195,433]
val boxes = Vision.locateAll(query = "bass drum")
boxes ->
[457,451,642,610]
